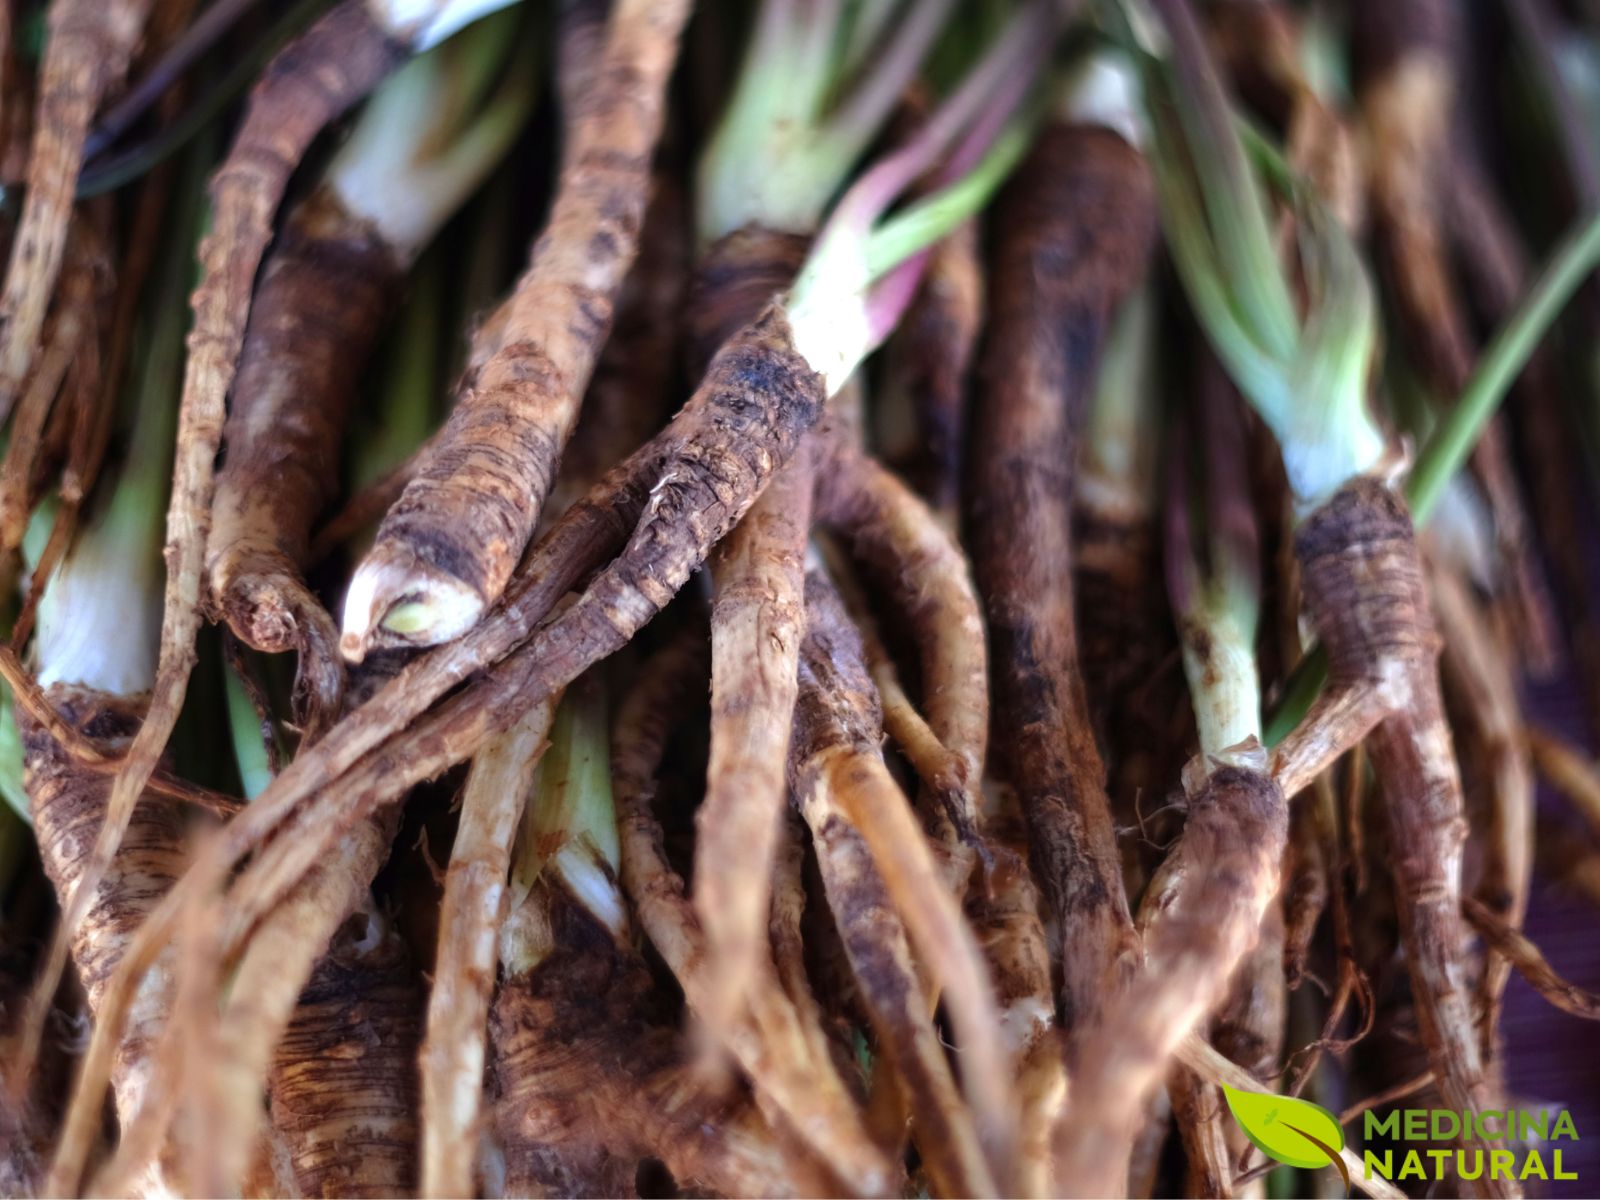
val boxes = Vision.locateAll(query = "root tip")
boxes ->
[341,553,486,660]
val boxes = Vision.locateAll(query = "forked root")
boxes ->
[614,633,897,1197]
[1051,758,1287,1197]
[29,8,411,1170]
[1293,475,1505,1189]
[794,571,1018,1196]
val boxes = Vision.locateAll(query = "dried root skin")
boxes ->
[965,789,1065,1196]
[74,303,822,1196]
[266,902,421,1199]
[1053,765,1288,1197]
[492,886,796,1198]
[1432,563,1532,1051]
[698,444,812,1013]
[420,700,556,1200]
[497,304,822,699]
[1294,476,1508,1195]
[969,123,1155,1027]
[0,0,150,419]
[613,635,896,1196]
[210,814,400,1195]
[349,0,693,655]
[1170,1066,1232,1199]
[208,186,403,730]
[545,173,690,522]
[1463,897,1600,1021]
[793,575,1013,1197]
[686,228,810,373]
[0,221,103,555]
[691,225,811,1023]
[35,10,407,1171]
[22,686,183,1132]
[1282,777,1331,986]
[186,459,662,984]
[816,432,988,854]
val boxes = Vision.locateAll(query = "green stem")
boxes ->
[224,663,276,802]
[1407,207,1600,521]
[503,673,623,974]
[37,132,212,694]
[862,117,1031,280]
[0,689,28,826]
[1268,206,1600,745]
[326,6,535,263]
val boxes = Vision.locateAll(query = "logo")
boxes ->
[1222,1086,1583,1190]
[1360,1108,1579,1186]
[1222,1086,1350,1189]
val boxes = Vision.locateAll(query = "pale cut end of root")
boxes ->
[340,553,484,661]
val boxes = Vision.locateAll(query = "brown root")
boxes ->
[202,812,404,1194]
[1169,1066,1232,1198]
[208,185,404,736]
[1431,561,1533,1057]
[33,12,409,1183]
[875,218,983,521]
[816,430,988,865]
[1180,1035,1406,1200]
[0,0,149,421]
[1354,0,1556,671]
[613,633,896,1196]
[968,121,1155,1027]
[696,444,812,1018]
[1463,897,1600,1021]
[345,0,694,656]
[543,171,690,524]
[420,698,558,1199]
[1526,727,1600,837]
[1294,475,1506,1194]
[22,685,184,1191]
[60,295,826,1191]
[492,881,801,1198]
[1444,145,1600,749]
[964,782,1066,1196]
[793,571,1016,1195]
[686,225,813,1034]
[1054,761,1287,1197]
[0,221,102,556]
[264,899,422,1198]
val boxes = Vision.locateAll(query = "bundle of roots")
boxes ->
[1,1,1599,1198]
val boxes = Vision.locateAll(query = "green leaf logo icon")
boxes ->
[1222,1084,1349,1187]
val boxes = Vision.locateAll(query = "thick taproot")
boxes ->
[968,123,1156,1028]
[1295,476,1506,1196]
[1054,765,1288,1197]
[357,0,692,633]
[23,685,184,1126]
[209,187,400,643]
[266,908,420,1198]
